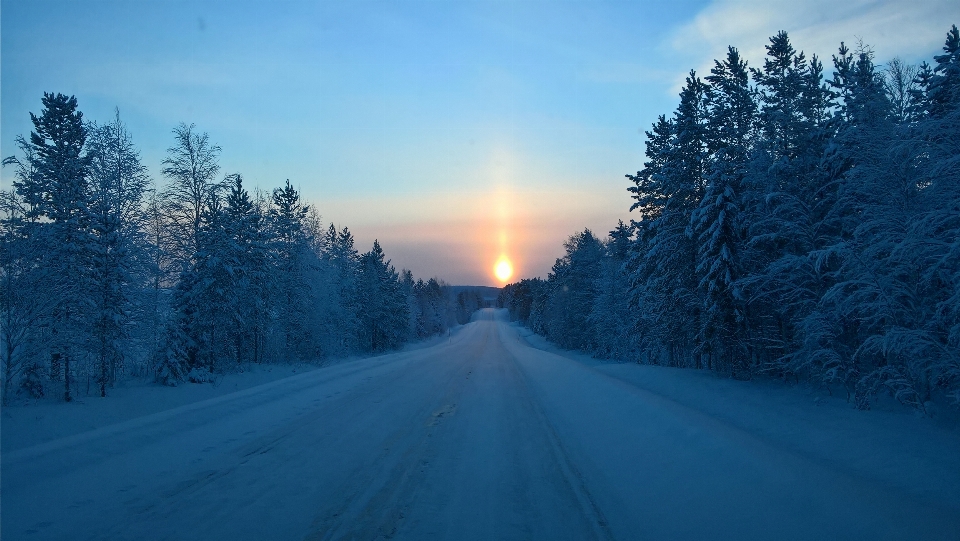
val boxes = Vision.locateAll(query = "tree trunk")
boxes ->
[51,352,61,381]
[2,338,14,406]
[63,354,72,402]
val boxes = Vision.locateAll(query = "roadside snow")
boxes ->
[515,322,960,510]
[1,363,318,453]
[1,329,461,454]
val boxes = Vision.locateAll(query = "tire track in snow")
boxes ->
[494,322,616,541]
[304,325,482,540]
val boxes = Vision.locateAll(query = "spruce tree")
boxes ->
[630,72,708,367]
[588,221,637,359]
[221,174,268,365]
[927,25,960,118]
[543,229,603,351]
[322,225,361,354]
[15,93,93,401]
[743,32,833,372]
[357,240,408,352]
[692,46,756,374]
[269,180,317,360]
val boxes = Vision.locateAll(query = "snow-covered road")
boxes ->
[3,309,959,540]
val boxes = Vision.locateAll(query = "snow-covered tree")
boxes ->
[269,180,323,360]
[925,25,960,119]
[356,240,409,352]
[544,229,604,351]
[738,32,833,374]
[85,110,152,395]
[498,278,544,327]
[221,174,270,365]
[883,58,920,123]
[160,123,224,269]
[507,25,960,410]
[588,221,637,360]
[691,46,756,374]
[2,94,466,392]
[11,93,95,401]
[411,278,453,338]
[0,186,55,402]
[627,72,709,367]
[321,225,361,355]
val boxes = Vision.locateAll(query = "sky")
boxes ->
[2,0,957,285]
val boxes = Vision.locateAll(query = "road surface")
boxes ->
[3,309,958,540]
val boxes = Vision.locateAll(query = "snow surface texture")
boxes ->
[2,309,958,540]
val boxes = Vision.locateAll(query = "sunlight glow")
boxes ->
[494,256,514,283]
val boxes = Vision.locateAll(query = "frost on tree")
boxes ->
[507,26,960,411]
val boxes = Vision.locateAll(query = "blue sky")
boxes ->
[2,0,956,285]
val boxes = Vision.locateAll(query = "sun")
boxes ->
[494,256,513,283]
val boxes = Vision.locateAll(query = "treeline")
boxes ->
[1,95,481,403]
[500,26,960,411]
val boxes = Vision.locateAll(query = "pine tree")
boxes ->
[588,221,637,359]
[498,278,543,326]
[895,26,960,407]
[322,225,361,354]
[356,240,408,352]
[627,72,709,367]
[269,180,318,360]
[221,174,268,365]
[612,26,960,407]
[13,93,94,401]
[628,115,674,220]
[412,278,450,338]
[544,229,604,351]
[908,62,935,119]
[926,25,960,118]
[741,32,833,373]
[806,44,901,401]
[691,46,756,374]
[179,195,230,373]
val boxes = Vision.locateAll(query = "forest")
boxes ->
[499,26,960,412]
[0,102,486,404]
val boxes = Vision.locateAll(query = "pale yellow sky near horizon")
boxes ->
[318,182,627,286]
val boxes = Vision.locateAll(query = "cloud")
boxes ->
[666,0,958,90]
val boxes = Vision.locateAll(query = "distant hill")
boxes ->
[448,285,502,307]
